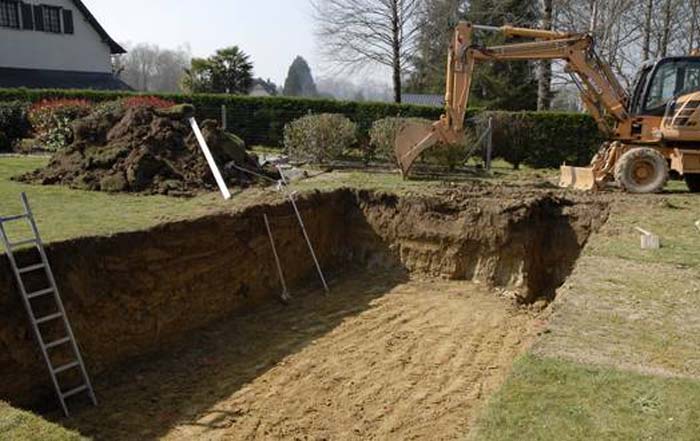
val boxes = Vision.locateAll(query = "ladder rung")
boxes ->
[61,384,88,399]
[10,238,38,248]
[36,312,63,324]
[0,214,28,223]
[18,263,45,274]
[53,361,80,375]
[27,287,54,300]
[45,337,71,349]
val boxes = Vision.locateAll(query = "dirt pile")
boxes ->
[16,105,276,196]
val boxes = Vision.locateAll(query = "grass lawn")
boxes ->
[0,402,86,441]
[471,188,700,440]
[0,156,275,244]
[0,155,540,245]
[473,355,700,441]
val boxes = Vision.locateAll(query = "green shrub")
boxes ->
[370,117,475,170]
[369,117,434,162]
[422,143,470,170]
[28,99,92,151]
[284,113,357,163]
[0,131,8,151]
[0,101,30,151]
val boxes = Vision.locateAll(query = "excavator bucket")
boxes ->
[559,165,597,191]
[394,121,439,177]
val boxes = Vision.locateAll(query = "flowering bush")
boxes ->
[28,99,92,151]
[284,114,357,163]
[121,96,176,109]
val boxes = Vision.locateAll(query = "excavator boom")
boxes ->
[394,21,630,189]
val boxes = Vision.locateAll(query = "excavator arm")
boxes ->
[394,21,631,177]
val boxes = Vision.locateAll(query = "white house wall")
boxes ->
[0,0,113,73]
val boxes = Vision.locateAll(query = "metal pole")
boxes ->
[277,167,330,294]
[263,214,291,302]
[486,117,494,172]
[221,104,227,131]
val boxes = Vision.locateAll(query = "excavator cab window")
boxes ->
[643,59,700,115]
[629,66,652,115]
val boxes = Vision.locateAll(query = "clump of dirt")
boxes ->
[16,105,277,196]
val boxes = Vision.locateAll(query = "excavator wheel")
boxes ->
[614,147,669,194]
[685,174,700,193]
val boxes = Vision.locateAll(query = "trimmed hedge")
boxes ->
[482,111,604,169]
[0,88,445,147]
[0,88,604,168]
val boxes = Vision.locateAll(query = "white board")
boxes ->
[189,117,231,200]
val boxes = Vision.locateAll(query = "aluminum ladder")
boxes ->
[0,193,96,417]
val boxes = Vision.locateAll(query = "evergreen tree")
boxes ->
[283,56,318,97]
[183,46,253,94]
[407,0,539,110]
[406,0,467,94]
[465,0,539,110]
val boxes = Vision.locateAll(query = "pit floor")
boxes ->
[60,271,543,440]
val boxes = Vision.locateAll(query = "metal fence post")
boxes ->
[486,117,493,172]
[221,104,227,131]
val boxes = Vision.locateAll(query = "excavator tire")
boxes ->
[614,147,669,194]
[685,174,700,193]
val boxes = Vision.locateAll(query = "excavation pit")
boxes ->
[0,187,608,439]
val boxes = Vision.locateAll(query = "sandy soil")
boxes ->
[62,271,543,440]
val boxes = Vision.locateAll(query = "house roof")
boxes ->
[250,78,278,96]
[0,67,132,90]
[70,0,126,54]
[402,94,445,107]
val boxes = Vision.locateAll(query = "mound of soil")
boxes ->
[16,105,277,196]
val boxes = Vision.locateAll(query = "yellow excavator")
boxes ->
[395,21,700,193]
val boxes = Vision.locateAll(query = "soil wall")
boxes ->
[349,190,609,301]
[0,188,608,407]
[0,190,356,407]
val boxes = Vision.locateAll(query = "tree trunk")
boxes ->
[690,0,699,54]
[660,0,673,57]
[391,0,402,103]
[642,0,654,61]
[588,0,598,33]
[537,0,553,111]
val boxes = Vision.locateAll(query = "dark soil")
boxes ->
[15,105,277,196]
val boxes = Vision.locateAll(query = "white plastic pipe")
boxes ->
[189,117,231,200]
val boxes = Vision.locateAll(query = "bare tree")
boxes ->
[114,43,191,92]
[311,0,422,103]
[688,0,700,53]
[642,0,654,60]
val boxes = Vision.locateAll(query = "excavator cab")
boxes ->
[630,57,700,117]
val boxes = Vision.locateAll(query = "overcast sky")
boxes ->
[86,0,318,86]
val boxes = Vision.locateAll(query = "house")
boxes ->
[0,0,130,90]
[248,78,277,97]
[402,94,445,107]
